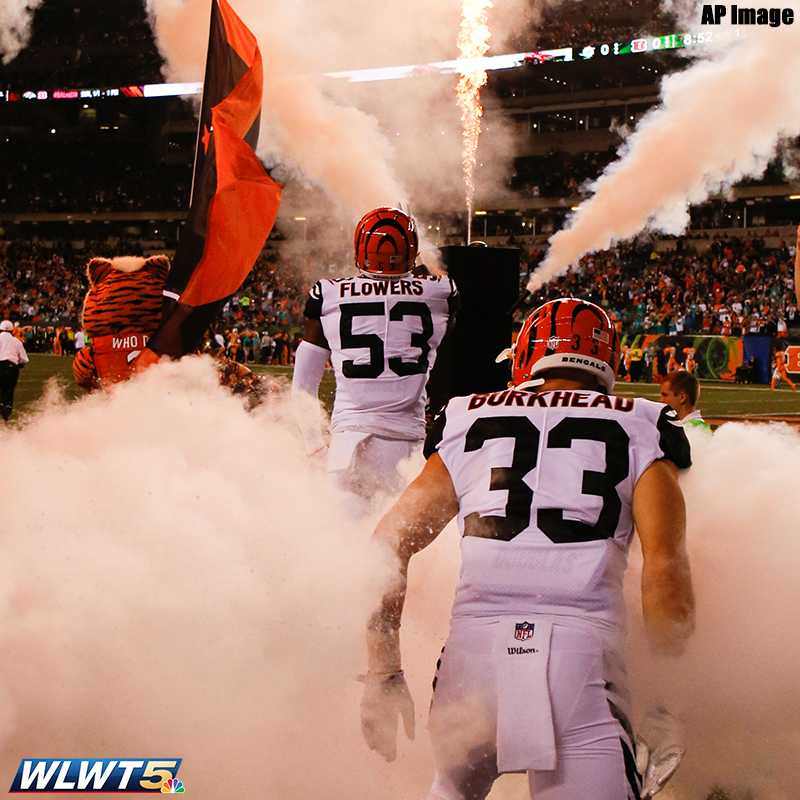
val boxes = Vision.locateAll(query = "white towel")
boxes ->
[495,618,556,773]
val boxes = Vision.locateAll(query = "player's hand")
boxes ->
[635,706,685,798]
[360,671,415,762]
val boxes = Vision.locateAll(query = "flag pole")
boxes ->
[187,0,215,207]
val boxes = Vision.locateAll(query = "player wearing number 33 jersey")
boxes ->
[292,208,456,505]
[360,299,696,800]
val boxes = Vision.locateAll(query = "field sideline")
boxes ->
[8,354,800,423]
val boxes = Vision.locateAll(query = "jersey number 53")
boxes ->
[340,301,434,378]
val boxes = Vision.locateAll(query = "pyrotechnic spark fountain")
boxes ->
[456,0,493,245]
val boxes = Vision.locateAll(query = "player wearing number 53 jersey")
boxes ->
[361,299,695,800]
[292,208,456,502]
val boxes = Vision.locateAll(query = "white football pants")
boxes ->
[327,431,419,513]
[426,616,641,800]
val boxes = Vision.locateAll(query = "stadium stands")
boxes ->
[520,236,797,337]
[3,230,796,363]
[0,0,163,87]
[1,0,798,373]
[1,145,191,214]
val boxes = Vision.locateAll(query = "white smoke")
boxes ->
[0,0,43,64]
[144,0,526,228]
[627,422,800,798]
[2,362,799,798]
[1,0,542,245]
[0,359,458,798]
[529,10,800,290]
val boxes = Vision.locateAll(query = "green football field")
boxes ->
[6,354,800,423]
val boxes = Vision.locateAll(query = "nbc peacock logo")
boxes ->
[161,777,186,793]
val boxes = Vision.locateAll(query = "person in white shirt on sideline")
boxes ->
[74,329,86,351]
[0,320,30,422]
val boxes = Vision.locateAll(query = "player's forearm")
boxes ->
[291,340,328,397]
[634,460,695,654]
[641,556,695,656]
[374,482,449,561]
[366,495,434,673]
[366,576,407,674]
[366,465,457,673]
[291,340,330,454]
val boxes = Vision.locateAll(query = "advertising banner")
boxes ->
[785,341,800,376]
[621,334,744,382]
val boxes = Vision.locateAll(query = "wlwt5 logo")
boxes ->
[10,759,185,793]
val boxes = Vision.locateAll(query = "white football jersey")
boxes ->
[424,388,691,628]
[305,274,456,440]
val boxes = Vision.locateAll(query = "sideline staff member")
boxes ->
[0,320,29,422]
[659,371,711,433]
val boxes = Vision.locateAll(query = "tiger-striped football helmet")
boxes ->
[504,298,620,392]
[354,207,419,277]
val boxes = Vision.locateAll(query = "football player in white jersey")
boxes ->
[360,298,695,800]
[292,207,457,504]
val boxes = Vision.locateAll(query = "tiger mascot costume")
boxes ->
[73,255,167,389]
[73,255,264,401]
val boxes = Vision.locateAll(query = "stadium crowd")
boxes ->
[0,0,163,88]
[1,148,191,214]
[511,150,617,197]
[2,230,796,368]
[4,144,798,217]
[508,0,674,53]
[510,143,800,200]
[522,235,797,338]
[0,238,311,363]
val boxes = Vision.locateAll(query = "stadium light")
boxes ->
[294,216,307,221]
[474,210,487,216]
[789,195,800,201]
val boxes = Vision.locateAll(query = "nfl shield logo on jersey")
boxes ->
[514,622,534,641]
